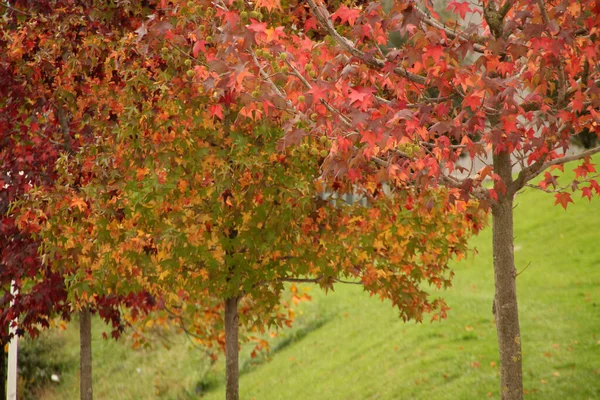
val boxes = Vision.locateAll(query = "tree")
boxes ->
[49,61,481,400]
[191,0,599,399]
[10,3,485,399]
[1,2,157,398]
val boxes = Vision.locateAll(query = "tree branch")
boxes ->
[499,0,516,18]
[540,147,600,171]
[279,276,362,285]
[413,8,486,52]
[305,0,426,85]
[511,153,548,193]
[516,146,600,187]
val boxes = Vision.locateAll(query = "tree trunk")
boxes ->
[492,150,523,400]
[224,297,240,400]
[79,308,93,400]
[1,335,6,400]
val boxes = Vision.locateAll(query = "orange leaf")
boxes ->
[554,192,573,210]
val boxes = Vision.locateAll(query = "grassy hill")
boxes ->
[37,162,600,399]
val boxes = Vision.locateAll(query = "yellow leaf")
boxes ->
[70,197,87,212]
[158,270,169,281]
[373,239,385,252]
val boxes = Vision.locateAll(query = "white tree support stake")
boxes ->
[7,280,18,400]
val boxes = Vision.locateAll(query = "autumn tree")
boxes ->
[178,0,600,399]
[48,31,482,399]
[1,2,158,398]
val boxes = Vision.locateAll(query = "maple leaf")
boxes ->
[463,93,483,111]
[331,5,361,26]
[209,104,224,120]
[264,26,286,43]
[134,22,148,41]
[425,46,445,63]
[574,161,595,178]
[193,40,208,57]
[554,192,573,210]
[308,84,329,103]
[348,87,375,110]
[247,20,267,33]
[446,1,472,19]
[304,17,318,32]
[581,187,593,201]
[70,197,88,212]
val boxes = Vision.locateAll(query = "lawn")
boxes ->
[37,161,600,399]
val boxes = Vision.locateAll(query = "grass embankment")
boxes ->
[40,162,600,399]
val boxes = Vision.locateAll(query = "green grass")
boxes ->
[39,160,600,399]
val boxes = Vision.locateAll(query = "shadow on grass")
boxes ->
[240,315,332,375]
[193,315,332,397]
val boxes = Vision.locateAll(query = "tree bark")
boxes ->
[1,335,6,400]
[224,296,240,400]
[79,308,93,400]
[492,150,523,400]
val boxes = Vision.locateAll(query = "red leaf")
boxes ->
[574,160,596,179]
[348,87,375,110]
[446,1,472,19]
[247,20,267,33]
[554,192,573,210]
[463,93,483,111]
[347,168,362,182]
[308,85,329,103]
[304,17,318,32]
[255,0,281,12]
[193,40,207,58]
[209,104,224,120]
[581,187,593,201]
[331,5,361,26]
[590,179,600,194]
[425,46,444,63]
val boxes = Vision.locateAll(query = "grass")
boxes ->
[39,160,600,399]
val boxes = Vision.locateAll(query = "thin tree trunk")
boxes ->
[492,150,523,400]
[79,308,93,400]
[224,296,240,400]
[1,335,6,400]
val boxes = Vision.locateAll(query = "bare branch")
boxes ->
[0,2,33,16]
[249,50,289,102]
[511,153,547,193]
[439,173,492,202]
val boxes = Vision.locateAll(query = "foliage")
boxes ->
[0,0,157,342]
[7,0,484,361]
